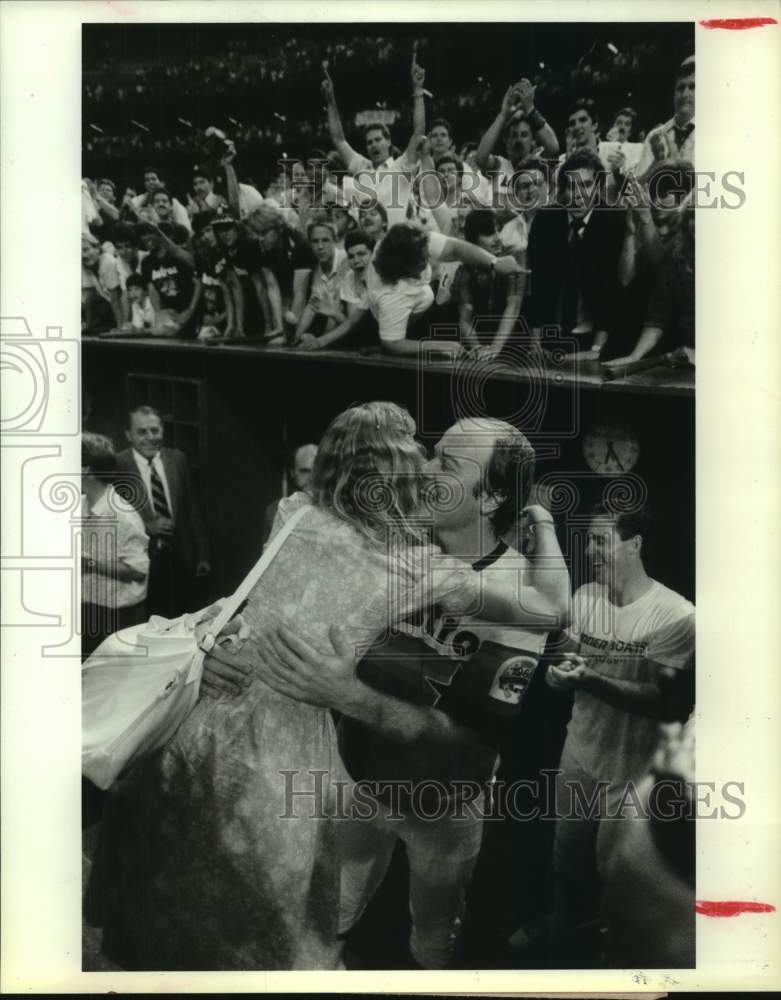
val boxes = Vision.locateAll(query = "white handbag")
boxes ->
[82,503,309,789]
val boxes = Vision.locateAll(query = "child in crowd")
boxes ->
[126,273,156,332]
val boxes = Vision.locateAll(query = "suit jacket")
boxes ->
[115,447,209,574]
[525,204,625,339]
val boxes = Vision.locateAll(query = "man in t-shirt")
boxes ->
[200,418,571,968]
[321,50,426,227]
[130,167,191,231]
[139,223,200,337]
[544,502,695,966]
[189,163,266,221]
[148,189,192,245]
[475,78,560,211]
[297,228,376,351]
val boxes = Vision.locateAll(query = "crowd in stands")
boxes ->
[82,26,696,373]
[82,42,695,373]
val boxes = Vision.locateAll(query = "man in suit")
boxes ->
[524,149,625,360]
[116,404,211,617]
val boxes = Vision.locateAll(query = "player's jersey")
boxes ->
[396,541,548,712]
[339,541,551,803]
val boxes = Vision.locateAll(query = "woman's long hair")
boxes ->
[310,401,427,546]
[372,223,429,286]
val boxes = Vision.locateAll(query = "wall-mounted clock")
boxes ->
[582,418,640,475]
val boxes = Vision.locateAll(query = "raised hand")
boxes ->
[321,63,335,104]
[515,77,535,113]
[606,147,626,176]
[413,133,432,160]
[411,45,426,91]
[500,84,523,118]
[219,138,237,166]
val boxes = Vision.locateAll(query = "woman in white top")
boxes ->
[81,432,149,658]
[366,220,524,356]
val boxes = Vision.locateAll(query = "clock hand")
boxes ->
[604,440,625,472]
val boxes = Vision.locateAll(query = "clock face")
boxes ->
[582,418,640,475]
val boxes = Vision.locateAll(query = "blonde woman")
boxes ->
[90,402,557,972]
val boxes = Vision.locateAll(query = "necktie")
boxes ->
[148,458,172,519]
[673,121,694,153]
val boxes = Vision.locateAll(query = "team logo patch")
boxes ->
[488,655,537,704]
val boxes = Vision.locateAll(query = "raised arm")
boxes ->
[411,45,427,143]
[221,145,241,220]
[518,506,571,621]
[475,85,523,175]
[321,65,361,170]
[147,223,194,268]
[515,78,560,159]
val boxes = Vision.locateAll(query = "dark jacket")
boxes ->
[115,446,209,574]
[524,204,625,339]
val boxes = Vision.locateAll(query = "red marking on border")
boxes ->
[696,900,776,917]
[700,17,777,29]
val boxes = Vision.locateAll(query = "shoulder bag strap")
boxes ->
[196,501,311,657]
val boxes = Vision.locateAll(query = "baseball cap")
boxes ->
[211,212,239,229]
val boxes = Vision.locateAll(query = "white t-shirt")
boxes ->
[130,297,156,330]
[203,184,265,220]
[490,153,543,212]
[366,229,448,343]
[562,580,695,783]
[462,164,494,209]
[82,185,100,234]
[347,152,416,228]
[81,487,149,609]
[340,268,370,310]
[82,252,121,301]
[499,214,529,260]
[309,249,347,313]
